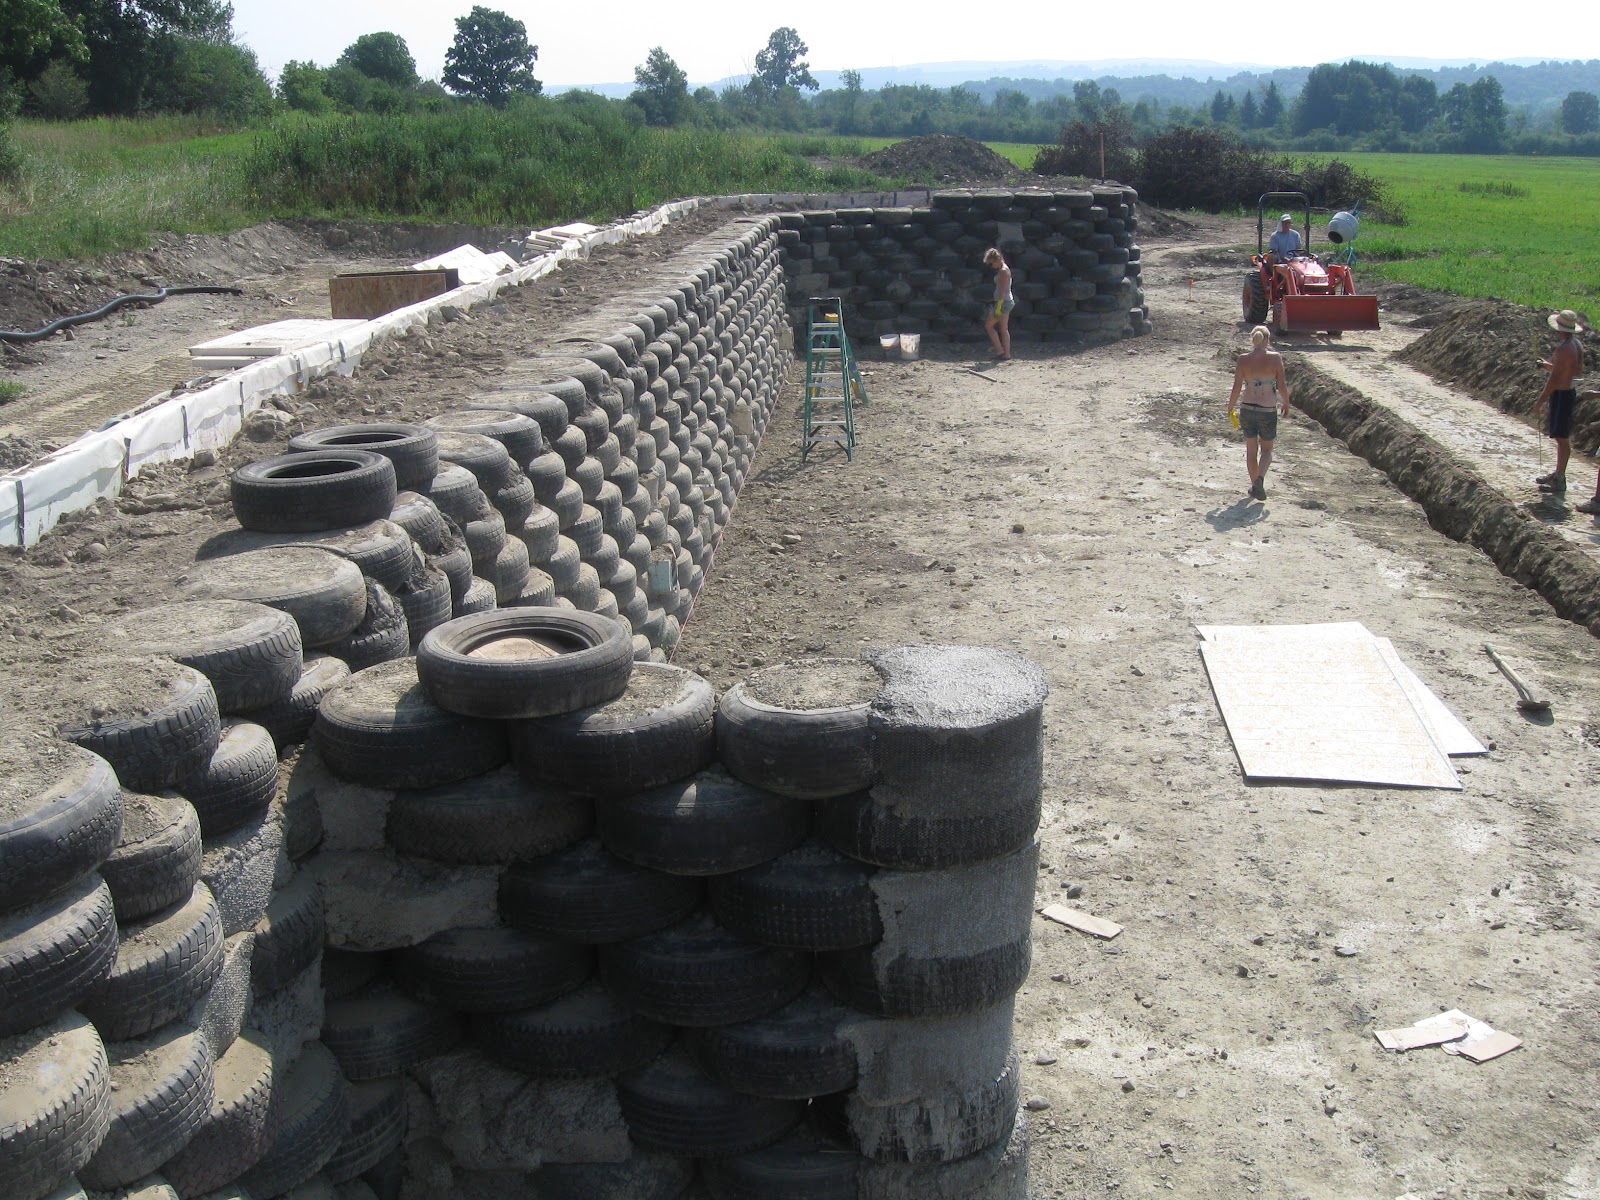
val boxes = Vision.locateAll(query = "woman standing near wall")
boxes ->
[983,248,1014,361]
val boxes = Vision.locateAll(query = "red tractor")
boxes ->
[1243,191,1379,335]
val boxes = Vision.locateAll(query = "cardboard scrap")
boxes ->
[1039,905,1122,939]
[1375,1009,1521,1061]
[1375,1016,1468,1051]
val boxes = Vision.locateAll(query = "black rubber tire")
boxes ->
[231,450,398,535]
[322,1077,405,1184]
[700,1124,860,1199]
[816,1052,1020,1166]
[81,881,225,1042]
[1244,272,1268,325]
[391,926,593,1013]
[814,789,1041,874]
[616,1047,804,1157]
[716,659,880,800]
[690,985,858,1100]
[322,985,461,1082]
[533,1150,693,1200]
[393,566,452,651]
[508,663,715,799]
[525,452,568,504]
[428,541,474,606]
[386,765,592,865]
[0,739,122,913]
[57,660,221,792]
[321,948,386,1002]
[858,1108,1029,1199]
[425,410,544,469]
[389,492,449,555]
[543,538,581,591]
[250,869,325,999]
[599,911,810,1028]
[161,1028,277,1196]
[0,1010,112,1199]
[819,932,1032,1022]
[323,583,409,673]
[707,842,880,951]
[196,520,419,596]
[415,609,633,720]
[573,406,610,452]
[509,568,556,609]
[492,538,531,604]
[493,474,537,533]
[104,600,304,714]
[549,478,584,530]
[239,1040,350,1199]
[424,463,488,527]
[566,505,604,554]
[463,510,507,576]
[176,720,279,836]
[433,430,513,493]
[490,389,569,442]
[100,792,203,921]
[579,535,620,584]
[0,872,119,1036]
[78,1022,215,1190]
[572,458,605,502]
[498,838,701,945]
[596,765,809,877]
[457,576,497,616]
[553,425,588,471]
[469,978,672,1080]
[288,424,438,493]
[313,657,508,790]
[237,656,353,755]
[183,547,367,649]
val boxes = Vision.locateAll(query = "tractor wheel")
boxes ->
[1243,274,1269,325]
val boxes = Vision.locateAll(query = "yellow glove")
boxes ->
[994,300,1004,318]
[1230,408,1241,429]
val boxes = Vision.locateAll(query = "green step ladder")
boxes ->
[802,297,866,461]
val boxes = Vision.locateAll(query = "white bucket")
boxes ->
[898,333,921,361]
[879,334,900,355]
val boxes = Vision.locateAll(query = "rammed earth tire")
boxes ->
[322,985,461,1082]
[0,1010,112,1200]
[323,1076,405,1184]
[0,872,119,1037]
[389,492,449,554]
[497,838,701,945]
[0,739,122,913]
[324,582,409,673]
[250,869,325,999]
[393,567,451,651]
[707,842,880,952]
[386,766,592,866]
[817,1052,1021,1166]
[690,986,858,1100]
[81,881,225,1042]
[231,450,398,535]
[508,662,716,799]
[289,424,439,493]
[391,926,593,1013]
[617,1047,804,1158]
[700,1125,860,1200]
[183,547,367,650]
[99,792,203,921]
[238,1040,350,1199]
[532,1150,694,1200]
[57,660,221,793]
[471,978,672,1080]
[78,1023,215,1190]
[858,1110,1029,1200]
[237,657,352,756]
[160,1029,278,1197]
[175,721,278,836]
[104,601,304,715]
[716,659,881,799]
[415,609,633,720]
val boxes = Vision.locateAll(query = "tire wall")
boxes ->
[775,186,1151,349]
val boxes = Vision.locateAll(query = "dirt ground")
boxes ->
[3,207,1599,1200]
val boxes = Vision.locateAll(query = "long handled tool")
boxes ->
[1484,644,1551,713]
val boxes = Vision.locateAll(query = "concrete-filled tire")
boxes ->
[81,881,225,1042]
[690,985,858,1100]
[508,662,715,799]
[250,869,325,999]
[391,926,593,1013]
[386,765,592,866]
[103,601,304,715]
[497,838,701,945]
[470,979,672,1080]
[322,583,409,674]
[616,1046,804,1158]
[231,450,398,535]
[57,660,221,793]
[715,659,880,800]
[0,872,120,1037]
[288,423,438,493]
[175,721,278,837]
[415,609,633,720]
[160,1029,277,1196]
[392,565,452,650]
[596,765,809,877]
[816,1051,1020,1165]
[699,1124,859,1200]
[322,1077,405,1184]
[0,1010,111,1200]
[599,912,809,1028]
[237,656,352,755]
[0,739,122,914]
[99,792,203,921]
[182,548,367,650]
[312,657,508,791]
[78,1023,215,1190]
[322,984,461,1082]
[707,842,880,951]
[239,1040,350,1199]
[857,1110,1030,1200]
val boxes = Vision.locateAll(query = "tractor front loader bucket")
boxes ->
[1277,293,1380,334]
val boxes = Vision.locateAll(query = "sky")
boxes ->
[227,0,1572,87]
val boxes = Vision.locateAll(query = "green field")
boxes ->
[1338,153,1600,310]
[848,136,1044,169]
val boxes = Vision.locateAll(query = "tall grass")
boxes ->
[245,107,889,227]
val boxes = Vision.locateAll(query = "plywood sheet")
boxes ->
[1199,635,1461,789]
[191,319,367,358]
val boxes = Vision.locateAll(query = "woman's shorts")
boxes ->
[1239,405,1278,440]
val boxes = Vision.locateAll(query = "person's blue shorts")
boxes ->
[1547,388,1575,439]
[1239,405,1278,441]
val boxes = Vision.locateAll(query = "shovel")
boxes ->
[1483,644,1551,713]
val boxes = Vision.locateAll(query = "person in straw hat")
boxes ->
[1533,309,1586,497]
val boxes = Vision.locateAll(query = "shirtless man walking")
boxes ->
[1228,325,1291,501]
[1534,309,1586,496]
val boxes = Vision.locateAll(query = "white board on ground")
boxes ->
[190,319,368,359]
[412,245,517,285]
[1196,622,1485,756]
[1199,633,1461,789]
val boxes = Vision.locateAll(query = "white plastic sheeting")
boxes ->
[0,198,701,547]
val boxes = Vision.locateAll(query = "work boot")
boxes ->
[1576,496,1600,515]
[1538,475,1567,493]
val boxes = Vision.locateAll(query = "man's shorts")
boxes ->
[1547,389,1576,439]
[1239,405,1278,440]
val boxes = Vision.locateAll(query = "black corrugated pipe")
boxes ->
[0,285,245,343]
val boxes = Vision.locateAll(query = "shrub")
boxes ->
[28,60,89,120]
[1033,116,1138,181]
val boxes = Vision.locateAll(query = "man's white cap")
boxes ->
[1279,214,1293,223]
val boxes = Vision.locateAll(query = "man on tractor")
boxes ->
[1268,214,1303,262]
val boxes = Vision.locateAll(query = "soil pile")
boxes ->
[1397,300,1599,455]
[859,135,1019,183]
[0,261,124,348]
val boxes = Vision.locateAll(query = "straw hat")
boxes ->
[1548,309,1586,334]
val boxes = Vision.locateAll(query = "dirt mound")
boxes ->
[859,136,1019,183]
[1397,300,1600,455]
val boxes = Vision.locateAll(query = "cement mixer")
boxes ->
[1243,191,1380,335]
